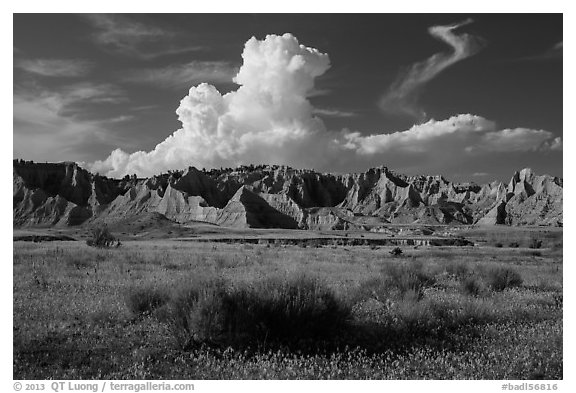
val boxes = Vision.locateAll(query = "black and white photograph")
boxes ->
[9,7,567,386]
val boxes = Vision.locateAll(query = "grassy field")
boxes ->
[13,229,563,379]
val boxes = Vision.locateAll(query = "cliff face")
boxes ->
[13,160,563,229]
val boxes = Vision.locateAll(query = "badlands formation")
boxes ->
[13,160,563,230]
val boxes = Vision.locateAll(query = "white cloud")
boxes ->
[379,19,484,120]
[343,115,557,155]
[343,114,495,154]
[543,136,562,151]
[91,33,561,178]
[91,34,332,177]
[473,127,556,152]
[121,61,238,88]
[15,58,93,77]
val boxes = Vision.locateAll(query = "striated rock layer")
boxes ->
[13,160,562,229]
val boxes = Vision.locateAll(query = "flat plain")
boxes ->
[13,226,562,379]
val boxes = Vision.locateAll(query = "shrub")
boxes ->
[126,286,170,316]
[381,262,435,300]
[214,255,233,269]
[308,239,322,248]
[245,275,349,344]
[352,277,394,303]
[389,247,403,256]
[442,261,470,279]
[529,238,543,249]
[461,275,486,297]
[166,275,350,350]
[495,242,503,248]
[509,242,520,248]
[167,278,228,348]
[487,266,523,291]
[86,224,120,248]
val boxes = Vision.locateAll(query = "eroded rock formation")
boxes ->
[13,160,562,229]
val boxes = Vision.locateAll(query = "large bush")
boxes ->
[461,275,486,297]
[86,224,120,248]
[166,275,350,350]
[381,262,436,300]
[487,266,523,291]
[529,238,543,249]
[126,285,170,316]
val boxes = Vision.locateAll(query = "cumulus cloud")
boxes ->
[15,58,93,77]
[121,61,238,89]
[91,33,560,178]
[343,114,558,154]
[543,137,562,151]
[91,33,333,177]
[379,19,484,120]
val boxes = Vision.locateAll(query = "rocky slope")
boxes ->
[13,160,563,229]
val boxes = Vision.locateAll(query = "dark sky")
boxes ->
[13,14,562,181]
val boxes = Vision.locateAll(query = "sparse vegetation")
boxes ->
[13,231,562,379]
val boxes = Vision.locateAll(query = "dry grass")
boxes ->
[13,233,563,379]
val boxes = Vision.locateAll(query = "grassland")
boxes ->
[13,228,563,379]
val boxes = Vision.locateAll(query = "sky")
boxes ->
[13,14,563,181]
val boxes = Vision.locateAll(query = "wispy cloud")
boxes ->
[512,40,563,62]
[82,14,203,59]
[103,115,135,123]
[57,82,127,106]
[380,19,484,121]
[13,83,130,162]
[84,14,170,49]
[120,61,238,88]
[553,41,562,50]
[137,46,205,61]
[15,58,93,77]
[130,104,161,112]
[312,108,358,118]
[14,82,127,128]
[306,88,332,97]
